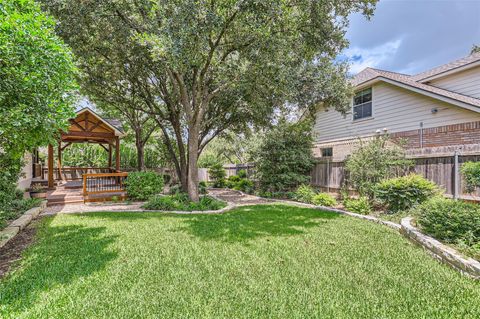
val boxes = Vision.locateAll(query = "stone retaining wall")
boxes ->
[0,201,47,249]
[401,217,480,279]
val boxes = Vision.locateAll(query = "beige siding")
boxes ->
[313,82,480,144]
[427,66,480,98]
[17,153,33,190]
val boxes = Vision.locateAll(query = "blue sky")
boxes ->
[344,0,480,75]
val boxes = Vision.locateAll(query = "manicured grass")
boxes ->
[0,205,479,318]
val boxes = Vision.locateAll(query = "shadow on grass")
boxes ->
[175,204,340,243]
[0,217,118,314]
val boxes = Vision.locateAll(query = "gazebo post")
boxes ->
[108,143,113,168]
[48,144,54,188]
[58,141,64,181]
[115,136,120,172]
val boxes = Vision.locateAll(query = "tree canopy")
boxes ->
[42,0,377,200]
[0,0,77,159]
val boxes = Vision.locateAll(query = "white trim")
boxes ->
[417,60,480,83]
[352,86,374,122]
[75,107,125,137]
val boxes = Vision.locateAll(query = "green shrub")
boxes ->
[461,161,480,193]
[344,135,413,199]
[343,197,372,215]
[253,120,314,193]
[125,171,164,200]
[209,163,226,188]
[225,175,241,188]
[415,197,480,248]
[142,193,226,211]
[295,184,316,203]
[375,174,438,212]
[233,179,255,194]
[169,184,182,195]
[199,181,207,195]
[312,193,337,207]
[238,170,247,178]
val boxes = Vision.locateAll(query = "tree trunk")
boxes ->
[187,124,200,202]
[134,129,146,171]
[136,141,145,171]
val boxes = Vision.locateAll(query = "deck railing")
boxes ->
[82,172,128,201]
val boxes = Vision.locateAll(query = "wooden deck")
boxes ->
[47,180,126,206]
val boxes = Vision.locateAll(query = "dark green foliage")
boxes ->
[343,197,372,215]
[294,184,316,204]
[142,194,226,211]
[199,182,207,195]
[125,172,164,200]
[312,193,337,207]
[460,161,480,193]
[225,173,254,194]
[344,135,413,199]
[375,174,439,212]
[209,164,227,188]
[416,198,480,258]
[0,192,41,229]
[254,121,315,193]
[0,0,77,160]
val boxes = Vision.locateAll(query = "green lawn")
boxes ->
[0,205,479,318]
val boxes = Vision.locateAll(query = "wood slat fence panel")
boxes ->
[311,154,480,197]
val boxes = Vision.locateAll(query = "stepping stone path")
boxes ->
[208,189,272,206]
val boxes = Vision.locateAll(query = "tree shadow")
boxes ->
[0,217,118,313]
[175,204,340,243]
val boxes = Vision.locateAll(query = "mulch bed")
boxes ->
[0,219,40,278]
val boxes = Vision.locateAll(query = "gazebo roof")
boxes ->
[61,107,125,145]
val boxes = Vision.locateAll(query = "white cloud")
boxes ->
[343,39,402,74]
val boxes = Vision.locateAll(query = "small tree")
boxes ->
[0,0,76,209]
[344,135,413,199]
[254,120,315,193]
[208,163,227,188]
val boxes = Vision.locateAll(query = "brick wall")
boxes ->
[391,121,480,149]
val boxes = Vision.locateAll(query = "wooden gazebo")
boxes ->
[46,108,127,204]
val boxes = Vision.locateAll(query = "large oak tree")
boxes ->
[42,0,376,201]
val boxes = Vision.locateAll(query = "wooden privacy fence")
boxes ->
[82,172,128,202]
[198,163,256,182]
[311,152,480,199]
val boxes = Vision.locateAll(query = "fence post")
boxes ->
[326,159,330,193]
[453,150,459,200]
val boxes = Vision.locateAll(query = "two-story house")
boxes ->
[313,52,480,161]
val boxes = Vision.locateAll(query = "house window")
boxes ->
[353,88,372,120]
[321,147,333,157]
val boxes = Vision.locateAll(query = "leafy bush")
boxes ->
[1,196,41,229]
[258,191,296,199]
[143,193,227,211]
[125,171,164,200]
[344,135,413,199]
[233,179,255,194]
[253,120,314,193]
[225,175,241,188]
[209,163,226,188]
[415,198,480,249]
[199,181,207,195]
[225,173,255,194]
[295,184,316,204]
[343,197,372,215]
[312,193,337,207]
[238,170,247,178]
[461,161,480,193]
[375,174,438,212]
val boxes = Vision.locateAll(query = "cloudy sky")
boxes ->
[343,0,480,75]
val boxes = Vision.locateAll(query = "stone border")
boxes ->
[0,200,47,249]
[401,217,480,279]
